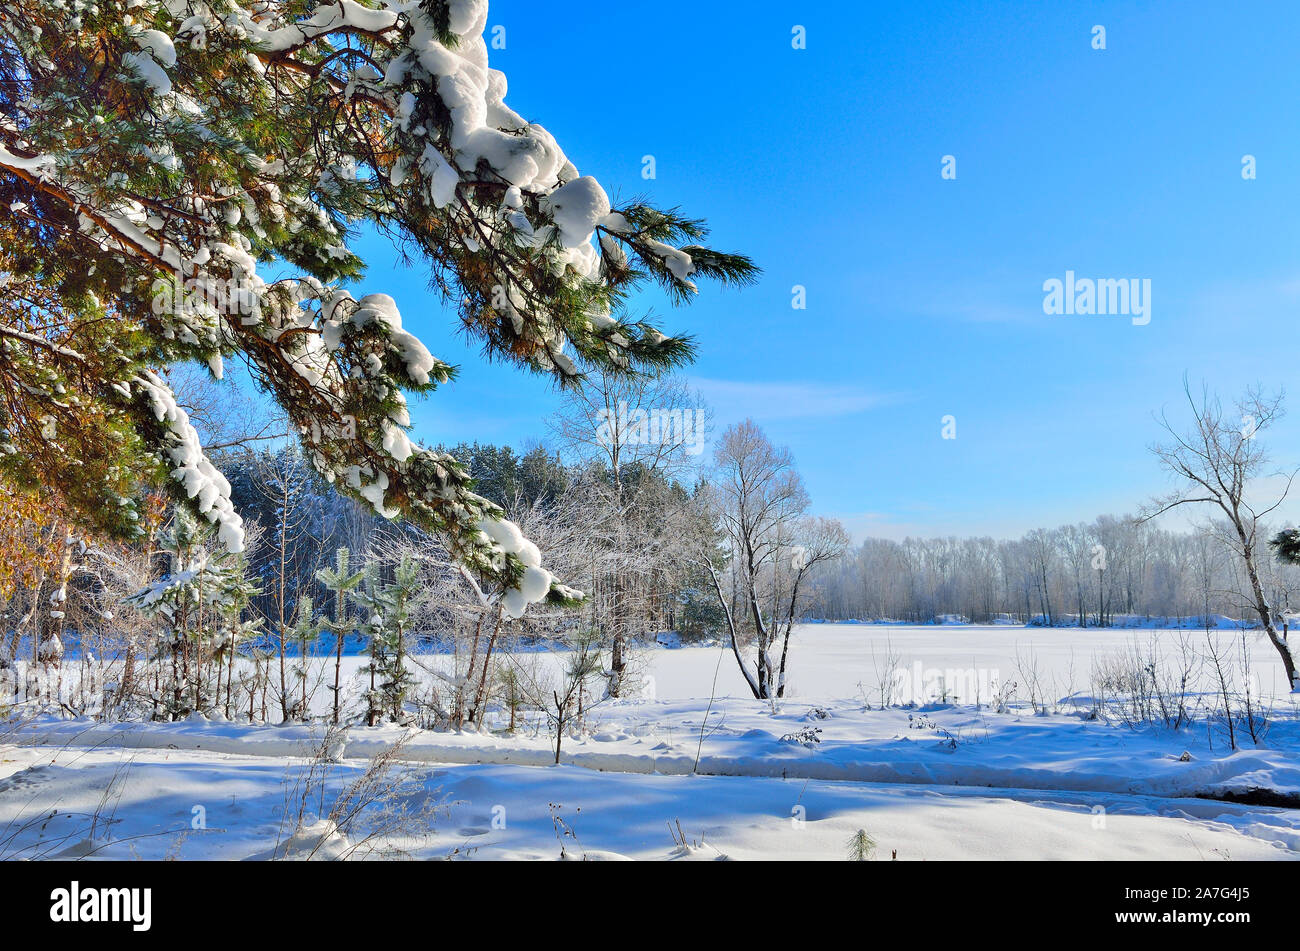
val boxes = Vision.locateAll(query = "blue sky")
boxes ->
[343,0,1300,540]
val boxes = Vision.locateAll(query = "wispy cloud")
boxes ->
[1183,274,1300,321]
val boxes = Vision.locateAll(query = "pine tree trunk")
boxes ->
[333,629,343,725]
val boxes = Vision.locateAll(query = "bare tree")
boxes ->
[701,420,810,699]
[1144,381,1298,691]
[774,516,849,697]
[1060,523,1094,628]
[1190,527,1227,631]
[166,365,280,453]
[1025,528,1057,625]
[253,441,322,721]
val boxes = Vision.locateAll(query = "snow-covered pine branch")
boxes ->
[0,0,756,615]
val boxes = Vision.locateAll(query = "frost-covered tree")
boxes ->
[549,369,709,697]
[772,515,847,698]
[0,0,755,616]
[846,828,876,862]
[213,548,263,716]
[286,592,318,719]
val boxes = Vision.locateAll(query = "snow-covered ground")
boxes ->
[3,624,1299,860]
[3,744,1294,861]
[639,622,1298,702]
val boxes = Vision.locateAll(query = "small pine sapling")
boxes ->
[847,829,876,862]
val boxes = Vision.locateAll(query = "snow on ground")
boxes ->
[640,622,1299,702]
[3,624,1300,860]
[2,745,1296,861]
[11,696,1300,800]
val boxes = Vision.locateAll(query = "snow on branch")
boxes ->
[0,0,755,611]
[135,370,245,553]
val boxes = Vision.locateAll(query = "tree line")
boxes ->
[803,515,1300,627]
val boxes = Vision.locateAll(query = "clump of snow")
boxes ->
[545,176,609,249]
[479,516,525,554]
[123,50,172,97]
[348,293,445,387]
[136,371,245,552]
[262,820,351,861]
[478,517,554,618]
[133,28,177,68]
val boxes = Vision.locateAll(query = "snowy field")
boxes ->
[281,621,1300,710]
[641,622,1300,702]
[4,624,1300,861]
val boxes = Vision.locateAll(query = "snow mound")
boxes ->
[249,820,351,861]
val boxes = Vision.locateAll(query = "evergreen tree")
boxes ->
[316,547,363,724]
[353,555,418,725]
[126,509,255,718]
[213,551,263,718]
[846,829,876,862]
[0,0,756,618]
[286,593,317,720]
